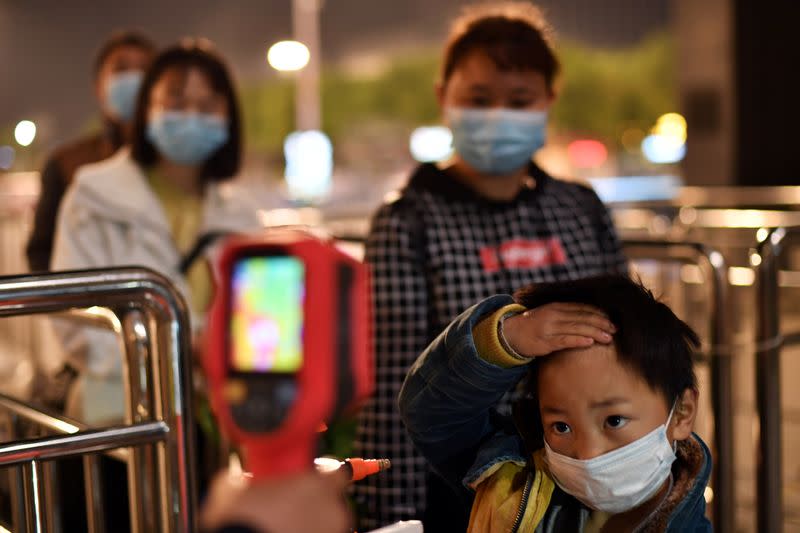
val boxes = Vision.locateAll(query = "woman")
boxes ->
[352,3,627,531]
[27,30,156,272]
[52,40,261,423]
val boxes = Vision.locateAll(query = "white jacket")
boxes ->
[51,150,262,421]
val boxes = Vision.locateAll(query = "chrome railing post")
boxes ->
[622,239,733,533]
[121,310,159,533]
[146,299,196,533]
[83,455,105,533]
[22,459,47,533]
[10,463,28,532]
[752,227,797,533]
[42,461,59,533]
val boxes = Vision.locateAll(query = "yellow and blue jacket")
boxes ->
[399,295,713,532]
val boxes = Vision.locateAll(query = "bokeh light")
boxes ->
[0,146,15,170]
[284,130,333,202]
[267,41,311,72]
[567,139,607,169]
[409,126,453,163]
[641,134,686,164]
[652,112,687,143]
[14,120,36,147]
[642,112,687,164]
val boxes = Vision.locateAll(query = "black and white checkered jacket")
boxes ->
[352,162,627,528]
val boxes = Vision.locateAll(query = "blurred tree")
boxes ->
[239,32,676,158]
[554,32,676,144]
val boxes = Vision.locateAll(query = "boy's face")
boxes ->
[437,49,554,112]
[537,343,696,460]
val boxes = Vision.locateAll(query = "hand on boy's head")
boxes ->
[502,302,616,358]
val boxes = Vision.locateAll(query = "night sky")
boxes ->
[0,0,669,148]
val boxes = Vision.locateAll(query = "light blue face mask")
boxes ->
[105,71,144,122]
[146,111,229,166]
[446,107,548,176]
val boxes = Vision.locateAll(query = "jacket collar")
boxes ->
[656,433,713,531]
[405,161,552,207]
[71,150,261,236]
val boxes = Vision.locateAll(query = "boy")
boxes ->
[399,275,712,532]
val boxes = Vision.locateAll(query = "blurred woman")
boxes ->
[51,40,260,423]
[352,3,627,531]
[27,30,156,272]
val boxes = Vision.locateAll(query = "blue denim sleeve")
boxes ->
[398,295,530,486]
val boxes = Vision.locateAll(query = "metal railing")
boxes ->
[0,267,197,533]
[622,239,733,533]
[751,227,800,533]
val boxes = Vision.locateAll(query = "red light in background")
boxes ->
[568,139,608,169]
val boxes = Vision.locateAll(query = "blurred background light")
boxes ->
[641,112,687,164]
[652,112,687,142]
[641,134,686,164]
[284,130,333,202]
[588,175,682,203]
[267,40,311,72]
[14,120,36,147]
[567,139,608,169]
[409,126,453,163]
[0,146,15,170]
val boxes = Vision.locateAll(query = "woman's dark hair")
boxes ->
[441,2,560,92]
[511,275,700,452]
[93,30,156,79]
[130,39,242,182]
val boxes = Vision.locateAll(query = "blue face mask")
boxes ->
[446,107,548,176]
[146,111,229,166]
[105,71,144,122]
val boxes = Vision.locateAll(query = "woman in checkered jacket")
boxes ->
[352,3,627,531]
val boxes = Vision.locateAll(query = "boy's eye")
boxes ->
[551,422,571,434]
[605,415,629,429]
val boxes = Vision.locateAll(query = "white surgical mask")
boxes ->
[446,107,547,176]
[543,406,677,514]
[105,71,144,122]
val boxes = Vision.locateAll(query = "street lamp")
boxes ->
[14,120,36,147]
[267,40,310,72]
[268,0,329,203]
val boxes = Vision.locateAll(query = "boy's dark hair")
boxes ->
[441,2,560,92]
[130,39,242,182]
[93,30,156,79]
[512,275,700,451]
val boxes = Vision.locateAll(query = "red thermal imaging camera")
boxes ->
[204,230,373,478]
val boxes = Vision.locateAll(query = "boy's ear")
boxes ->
[669,388,698,441]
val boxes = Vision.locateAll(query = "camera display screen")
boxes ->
[229,256,305,373]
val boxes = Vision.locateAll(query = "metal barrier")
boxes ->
[0,267,197,533]
[0,391,131,533]
[752,227,800,533]
[622,239,733,533]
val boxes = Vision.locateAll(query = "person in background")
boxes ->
[26,30,156,272]
[49,40,263,533]
[352,2,627,531]
[51,39,261,424]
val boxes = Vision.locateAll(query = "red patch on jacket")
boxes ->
[480,238,567,273]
